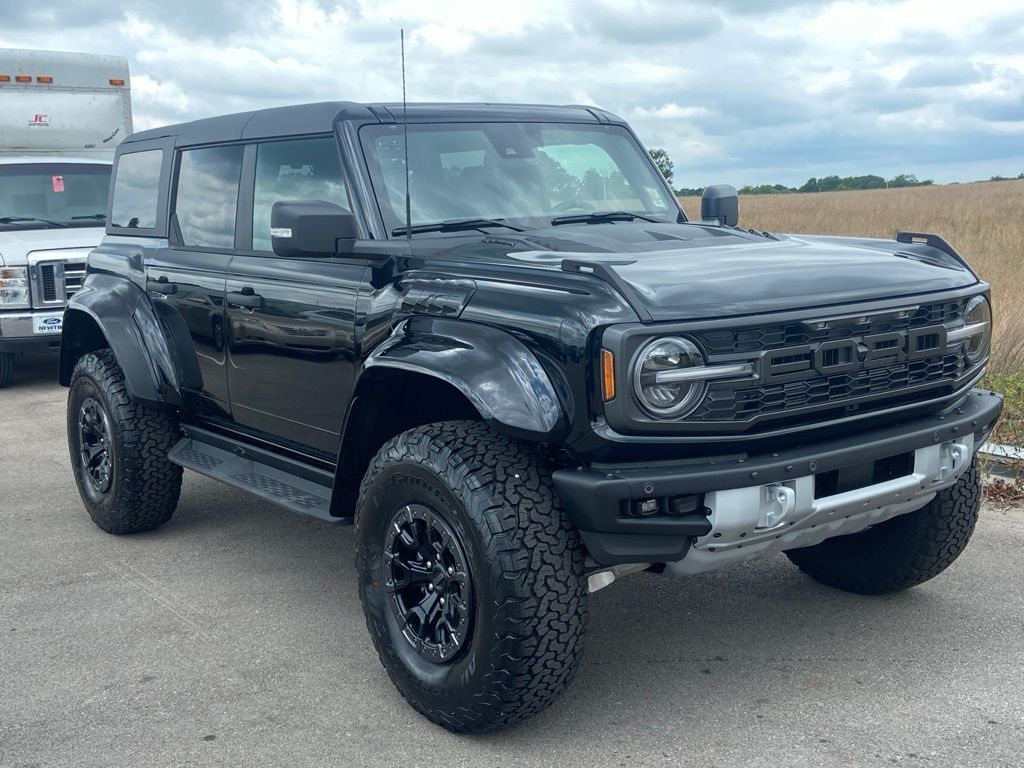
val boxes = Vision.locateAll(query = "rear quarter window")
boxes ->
[174,145,243,249]
[109,149,163,229]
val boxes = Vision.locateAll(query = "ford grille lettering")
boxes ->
[760,325,949,385]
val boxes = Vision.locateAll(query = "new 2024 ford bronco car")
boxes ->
[60,102,1002,732]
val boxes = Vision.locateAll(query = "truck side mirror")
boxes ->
[701,185,739,226]
[270,200,357,258]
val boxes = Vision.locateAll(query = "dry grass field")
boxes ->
[680,179,1024,374]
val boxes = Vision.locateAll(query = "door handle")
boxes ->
[227,288,264,309]
[147,277,177,295]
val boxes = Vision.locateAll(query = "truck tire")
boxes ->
[67,350,182,534]
[355,420,587,732]
[785,461,981,594]
[0,352,13,388]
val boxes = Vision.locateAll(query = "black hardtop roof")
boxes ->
[123,101,627,148]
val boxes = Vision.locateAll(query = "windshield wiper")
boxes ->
[71,213,106,221]
[391,218,525,236]
[0,216,68,228]
[551,211,662,226]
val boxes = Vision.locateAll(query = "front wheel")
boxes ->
[67,350,183,534]
[356,421,587,732]
[0,352,13,388]
[786,461,981,594]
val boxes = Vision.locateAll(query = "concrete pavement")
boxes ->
[2,352,1022,767]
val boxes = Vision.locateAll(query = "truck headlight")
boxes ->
[632,336,707,417]
[0,267,30,308]
[962,295,991,364]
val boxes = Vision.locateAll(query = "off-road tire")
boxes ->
[0,352,13,388]
[67,350,182,534]
[356,420,587,733]
[786,461,981,594]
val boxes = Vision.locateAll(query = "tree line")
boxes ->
[647,148,1023,197]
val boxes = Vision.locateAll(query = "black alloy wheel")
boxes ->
[384,504,474,663]
[78,397,114,498]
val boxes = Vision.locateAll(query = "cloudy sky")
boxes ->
[3,0,1023,187]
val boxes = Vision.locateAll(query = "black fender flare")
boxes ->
[357,316,568,440]
[60,273,200,407]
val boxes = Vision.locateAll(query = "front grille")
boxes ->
[695,301,963,355]
[40,264,59,302]
[32,259,86,307]
[687,298,972,428]
[63,262,86,301]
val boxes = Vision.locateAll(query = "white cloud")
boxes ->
[1,0,1021,186]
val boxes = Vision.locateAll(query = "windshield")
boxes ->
[360,122,679,235]
[0,163,111,231]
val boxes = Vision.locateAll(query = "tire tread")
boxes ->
[69,350,182,534]
[356,420,587,732]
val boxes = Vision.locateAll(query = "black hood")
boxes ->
[448,222,979,321]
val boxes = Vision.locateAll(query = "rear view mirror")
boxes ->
[271,200,357,258]
[701,185,739,227]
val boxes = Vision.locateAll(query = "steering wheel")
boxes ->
[551,200,595,213]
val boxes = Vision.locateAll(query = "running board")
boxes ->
[168,428,348,525]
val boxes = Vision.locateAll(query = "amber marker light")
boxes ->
[36,75,53,84]
[109,78,125,86]
[0,75,10,83]
[15,75,31,83]
[601,349,616,401]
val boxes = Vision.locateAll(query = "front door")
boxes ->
[146,143,244,420]
[224,136,364,457]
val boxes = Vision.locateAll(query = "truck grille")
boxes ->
[694,301,962,356]
[34,259,87,307]
[687,299,972,429]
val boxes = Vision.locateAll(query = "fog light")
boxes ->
[638,498,659,516]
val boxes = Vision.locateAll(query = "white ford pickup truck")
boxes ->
[0,48,132,386]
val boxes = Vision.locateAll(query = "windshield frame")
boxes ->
[0,161,112,232]
[357,120,684,238]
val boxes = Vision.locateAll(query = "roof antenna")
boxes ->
[401,28,412,241]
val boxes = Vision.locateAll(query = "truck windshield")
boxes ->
[360,122,678,235]
[0,163,111,231]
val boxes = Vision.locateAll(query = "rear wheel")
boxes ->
[0,352,13,388]
[786,461,981,594]
[67,350,183,534]
[356,421,587,732]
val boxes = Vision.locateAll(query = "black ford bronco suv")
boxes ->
[60,102,1002,732]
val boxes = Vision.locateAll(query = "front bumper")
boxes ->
[553,388,1003,566]
[0,311,64,354]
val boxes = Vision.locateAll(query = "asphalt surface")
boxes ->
[2,352,1022,768]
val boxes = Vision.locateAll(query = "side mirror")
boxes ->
[270,200,357,258]
[701,185,739,226]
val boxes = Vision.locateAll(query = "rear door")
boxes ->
[145,144,243,419]
[224,136,364,457]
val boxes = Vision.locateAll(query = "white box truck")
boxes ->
[0,48,132,387]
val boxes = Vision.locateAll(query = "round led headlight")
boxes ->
[631,336,706,418]
[963,295,992,364]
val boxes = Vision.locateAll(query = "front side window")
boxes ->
[251,137,348,252]
[360,122,676,234]
[109,150,161,229]
[174,145,243,249]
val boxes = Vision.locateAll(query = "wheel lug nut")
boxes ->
[439,597,445,606]
[426,561,432,568]
[427,584,433,592]
[447,566,454,575]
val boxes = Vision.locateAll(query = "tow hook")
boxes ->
[757,483,796,530]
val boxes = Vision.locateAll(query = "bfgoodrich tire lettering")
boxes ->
[356,421,587,733]
[67,350,182,534]
[785,461,981,594]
